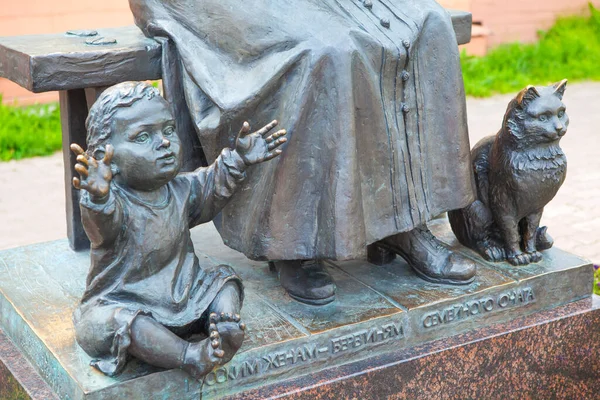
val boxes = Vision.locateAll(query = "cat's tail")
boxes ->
[449,200,492,248]
[536,226,554,250]
[449,200,505,261]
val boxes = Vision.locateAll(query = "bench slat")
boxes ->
[450,9,473,46]
[0,26,162,93]
[0,11,471,93]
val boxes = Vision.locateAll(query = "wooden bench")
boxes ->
[0,12,473,251]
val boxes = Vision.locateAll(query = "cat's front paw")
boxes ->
[507,252,531,266]
[482,246,506,262]
[526,251,543,263]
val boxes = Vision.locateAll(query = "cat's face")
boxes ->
[510,80,569,146]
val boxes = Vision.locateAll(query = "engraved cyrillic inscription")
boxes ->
[331,323,403,355]
[204,320,404,386]
[262,344,318,371]
[204,360,260,385]
[422,287,535,329]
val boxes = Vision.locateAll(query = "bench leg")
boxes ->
[59,89,90,251]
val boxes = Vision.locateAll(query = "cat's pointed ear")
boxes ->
[553,79,568,100]
[516,85,540,106]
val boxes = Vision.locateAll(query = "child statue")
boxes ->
[69,81,287,380]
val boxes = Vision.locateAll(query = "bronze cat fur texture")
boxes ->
[449,80,568,266]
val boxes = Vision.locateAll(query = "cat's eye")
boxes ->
[134,132,150,143]
[538,115,547,122]
[558,110,565,118]
[164,126,175,136]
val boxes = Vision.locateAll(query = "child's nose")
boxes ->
[157,137,171,149]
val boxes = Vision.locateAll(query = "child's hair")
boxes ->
[86,81,162,154]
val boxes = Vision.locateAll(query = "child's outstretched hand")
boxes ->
[70,143,114,202]
[235,120,287,166]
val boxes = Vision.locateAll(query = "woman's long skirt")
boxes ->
[130,0,475,261]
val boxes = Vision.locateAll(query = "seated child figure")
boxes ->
[70,81,287,380]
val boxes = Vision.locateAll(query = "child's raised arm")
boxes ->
[185,120,287,227]
[235,120,287,166]
[70,143,123,246]
[70,144,114,203]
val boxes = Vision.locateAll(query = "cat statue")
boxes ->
[449,80,568,266]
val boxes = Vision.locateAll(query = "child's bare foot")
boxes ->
[209,312,246,365]
[181,321,224,380]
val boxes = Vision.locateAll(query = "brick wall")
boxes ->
[0,0,133,105]
[438,0,472,11]
[439,0,600,49]
[472,0,599,47]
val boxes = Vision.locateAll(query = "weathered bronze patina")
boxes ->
[0,0,592,397]
[128,0,479,304]
[0,219,592,399]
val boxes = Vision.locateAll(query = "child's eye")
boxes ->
[164,126,175,136]
[134,132,150,143]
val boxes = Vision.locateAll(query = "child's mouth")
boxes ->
[158,153,176,164]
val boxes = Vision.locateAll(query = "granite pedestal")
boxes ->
[0,219,594,399]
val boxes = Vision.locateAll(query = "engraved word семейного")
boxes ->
[422,287,535,329]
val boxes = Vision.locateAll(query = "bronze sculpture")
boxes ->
[0,2,597,397]
[129,0,478,304]
[70,81,286,379]
[449,80,568,266]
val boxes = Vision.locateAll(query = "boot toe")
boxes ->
[443,253,477,282]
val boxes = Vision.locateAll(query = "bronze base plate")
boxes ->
[0,219,592,399]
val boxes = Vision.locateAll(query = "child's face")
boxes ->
[109,96,182,191]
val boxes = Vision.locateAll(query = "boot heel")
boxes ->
[367,243,396,265]
[268,261,277,273]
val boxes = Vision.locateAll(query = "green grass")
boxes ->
[462,3,600,96]
[594,265,600,295]
[0,97,62,161]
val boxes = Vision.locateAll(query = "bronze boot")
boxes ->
[381,224,476,285]
[271,260,336,305]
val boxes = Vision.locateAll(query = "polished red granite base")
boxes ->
[0,329,57,400]
[226,297,600,399]
[0,362,30,400]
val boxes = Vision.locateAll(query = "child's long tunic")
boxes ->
[73,148,246,376]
